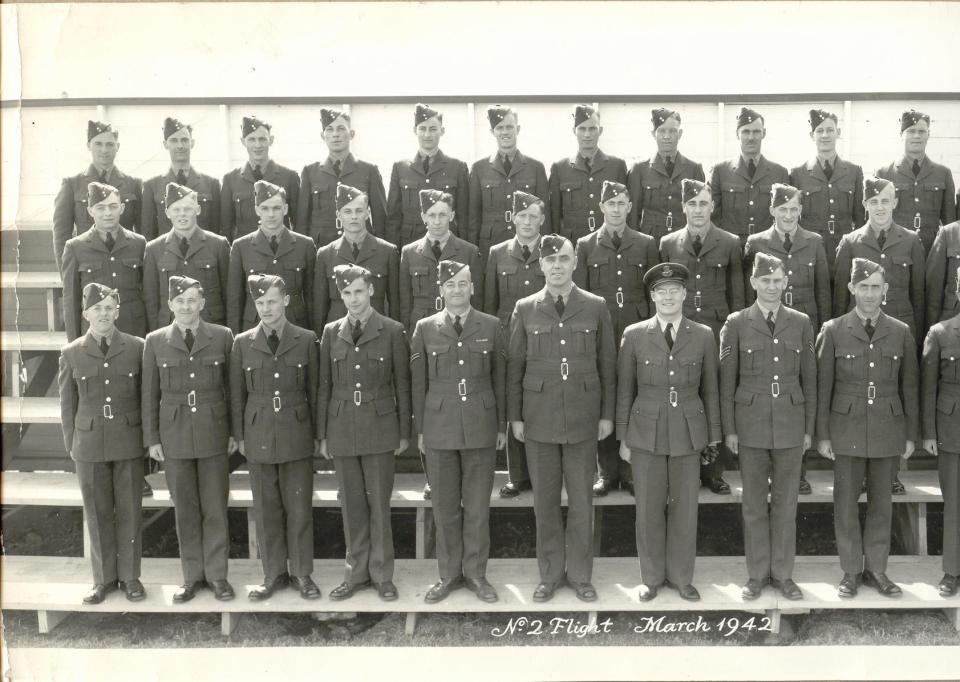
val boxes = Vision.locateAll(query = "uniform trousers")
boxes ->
[525,439,595,583]
[425,447,497,579]
[248,457,315,580]
[631,451,699,586]
[597,433,631,485]
[739,445,803,581]
[164,454,230,582]
[76,458,143,584]
[334,451,395,584]
[698,320,731,485]
[940,450,960,576]
[833,454,898,575]
[498,429,530,484]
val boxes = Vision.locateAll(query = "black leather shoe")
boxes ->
[376,580,399,601]
[592,478,614,497]
[533,581,558,602]
[708,477,731,495]
[798,476,812,495]
[499,480,531,498]
[424,576,464,603]
[82,581,118,605]
[173,581,205,603]
[142,479,153,497]
[892,476,906,495]
[329,580,372,601]
[677,584,701,601]
[771,578,803,601]
[210,579,235,601]
[567,578,598,602]
[464,577,498,603]
[838,573,860,598]
[248,574,288,601]
[622,480,635,496]
[741,578,767,600]
[290,575,321,600]
[423,482,432,500]
[862,570,902,597]
[938,574,958,597]
[637,583,658,601]
[120,579,146,602]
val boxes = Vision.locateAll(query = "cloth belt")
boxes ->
[635,384,700,406]
[246,392,308,411]
[524,358,598,381]
[331,386,394,405]
[161,389,225,406]
[737,376,801,397]
[76,404,139,420]
[428,378,492,397]
[833,381,899,399]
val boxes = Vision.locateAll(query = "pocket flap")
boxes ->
[734,386,755,405]
[583,374,601,391]
[682,401,705,418]
[202,355,225,367]
[888,398,904,416]
[831,393,854,414]
[245,357,264,369]
[211,402,228,418]
[284,357,306,368]
[374,397,397,415]
[409,265,430,275]
[158,358,182,368]
[937,392,958,415]
[639,355,664,367]
[481,391,497,409]
[426,393,444,410]
[560,181,582,191]
[73,367,100,379]
[75,415,95,431]
[294,404,310,422]
[790,390,806,405]
[121,258,142,269]
[522,375,544,392]
[159,403,179,421]
[426,343,450,355]
[123,412,142,426]
[78,261,104,273]
[498,263,518,275]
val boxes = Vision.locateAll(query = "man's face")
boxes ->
[242,126,273,163]
[491,113,519,152]
[683,189,713,229]
[653,115,683,156]
[737,119,766,156]
[338,196,369,236]
[574,114,602,155]
[848,271,888,316]
[902,119,930,156]
[421,201,453,240]
[771,195,801,232]
[87,192,125,230]
[340,277,374,317]
[165,195,201,233]
[82,297,119,336]
[441,267,473,309]
[811,118,839,155]
[751,268,788,306]
[255,193,288,232]
[513,203,545,240]
[415,116,444,153]
[864,185,897,230]
[600,192,631,228]
[322,116,354,154]
[88,132,119,169]
[540,242,576,288]
[168,286,205,326]
[254,285,289,326]
[164,128,194,164]
[651,283,686,316]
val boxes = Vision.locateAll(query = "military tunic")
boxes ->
[399,234,482,334]
[877,156,957,253]
[221,160,300,242]
[141,168,222,240]
[925,221,960,325]
[385,151,470,247]
[296,155,388,246]
[709,156,790,243]
[627,152,706,244]
[548,150,628,242]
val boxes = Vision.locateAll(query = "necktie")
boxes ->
[664,322,674,349]
[104,231,115,252]
[864,318,875,339]
[270,234,279,254]
[351,319,362,343]
[823,160,833,180]
[783,232,792,253]
[179,236,189,256]
[422,155,430,174]
[177,169,188,185]
[99,335,109,356]
[912,158,921,177]
[555,294,565,317]
[766,310,776,334]
[184,327,194,352]
[431,240,442,260]
[502,155,512,176]
[747,158,757,179]
[99,169,108,182]
[252,165,263,181]
[453,315,463,337]
[611,231,622,250]
[692,234,702,256]
[583,156,592,175]
[333,159,342,177]
[351,241,360,261]
[267,329,279,354]
[521,244,531,262]
[664,156,675,177]
[877,230,886,250]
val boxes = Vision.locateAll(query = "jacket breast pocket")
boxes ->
[426,343,451,377]
[800,186,823,219]
[571,324,596,355]
[120,257,143,287]
[922,182,945,210]
[703,256,727,287]
[497,262,519,295]
[526,324,553,357]
[739,343,763,375]
[409,265,433,296]
[642,183,667,211]
[833,184,856,215]
[834,346,863,379]
[202,355,225,387]
[368,349,388,381]
[468,340,492,375]
[282,264,305,291]
[560,181,584,210]
[637,355,663,384]
[586,254,611,287]
[722,185,747,213]
[311,185,332,214]
[625,254,648,285]
[244,357,264,391]
[780,341,802,375]
[940,346,960,382]
[78,261,105,286]
[482,181,503,208]
[73,190,91,226]
[157,357,182,390]
[285,356,306,388]
[192,258,220,291]
[330,345,348,383]
[889,255,912,288]
[72,366,100,398]
[236,194,257,223]
[677,354,702,383]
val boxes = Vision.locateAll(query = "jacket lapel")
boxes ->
[747,303,773,338]
[436,313,461,342]
[535,290,560,322]
[645,317,671,354]
[252,325,274,355]
[167,325,190,354]
[697,226,721,257]
[191,321,213,355]
[558,286,584,322]
[82,332,105,360]
[870,312,893,344]
[844,311,872,344]
[357,312,383,346]
[273,323,300,358]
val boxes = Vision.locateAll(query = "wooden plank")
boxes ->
[1,397,60,423]
[944,607,960,632]
[247,509,259,559]
[221,612,241,636]
[37,609,69,634]
[1,271,62,289]
[404,612,418,636]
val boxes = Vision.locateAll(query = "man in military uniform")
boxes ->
[411,260,506,604]
[574,180,658,496]
[142,275,237,602]
[468,106,550,264]
[877,109,957,254]
[221,115,300,242]
[297,108,388,246]
[143,182,229,331]
[58,283,147,604]
[317,264,411,602]
[53,121,142,270]
[720,253,816,601]
[789,109,864,272]
[661,178,743,494]
[507,234,616,603]
[230,274,321,601]
[921,265,960,597]
[386,104,469,248]
[817,258,919,598]
[627,107,706,245]
[709,107,789,245]
[616,263,721,602]
[227,180,315,333]
[924,219,960,326]
[141,117,221,240]
[483,191,547,498]
[549,104,628,243]
[313,184,399,331]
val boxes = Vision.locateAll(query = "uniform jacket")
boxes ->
[53,165,142,270]
[483,237,545,327]
[142,320,234,459]
[719,303,817,449]
[61,227,147,341]
[815,310,920,458]
[789,157,864,247]
[921,314,960,451]
[312,233,400,332]
[549,150,628,242]
[877,156,957,235]
[507,285,617,444]
[709,156,790,238]
[317,310,411,456]
[399,234,482,333]
[385,150,469,246]
[296,154,387,246]
[925,221,960,325]
[616,316,721,455]
[141,168,221,240]
[230,322,318,463]
[226,228,316,333]
[58,330,145,461]
[221,160,300,242]
[627,152,705,243]
[410,308,506,450]
[143,228,230,330]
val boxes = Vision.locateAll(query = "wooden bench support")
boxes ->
[404,611,418,635]
[247,510,259,559]
[37,609,69,634]
[221,612,242,636]
[415,507,435,560]
[593,507,603,555]
[944,607,960,632]
[893,502,927,555]
[765,608,781,634]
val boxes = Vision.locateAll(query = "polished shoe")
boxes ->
[622,480,635,496]
[592,477,614,497]
[329,580,372,601]
[771,578,803,601]
[938,574,958,597]
[290,575,321,600]
[567,578,598,602]
[172,580,205,603]
[837,573,860,598]
[423,482,432,500]
[741,578,767,600]
[637,583,659,601]
[424,576,464,603]
[376,580,399,601]
[120,579,146,602]
[142,479,153,497]
[862,570,902,597]
[248,574,289,601]
[82,581,118,605]
[798,476,812,495]
[464,576,498,603]
[210,579,235,601]
[892,476,906,495]
[499,480,531,498]
[532,581,559,602]
[677,584,701,601]
[707,477,731,495]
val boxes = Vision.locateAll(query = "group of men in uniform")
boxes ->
[54,102,960,606]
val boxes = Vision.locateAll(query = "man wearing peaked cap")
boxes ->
[468,105,550,265]
[229,274,321,601]
[789,109,864,271]
[573,180,658,497]
[227,180,316,334]
[549,104,628,244]
[817,257,919,598]
[386,104,470,248]
[709,107,789,246]
[297,107,387,247]
[53,120,143,270]
[141,118,221,241]
[627,107,706,245]
[877,109,956,254]
[925,218,960,326]
[221,115,299,243]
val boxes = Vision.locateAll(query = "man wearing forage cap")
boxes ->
[468,105,550,265]
[627,107,706,245]
[877,109,956,254]
[313,183,399,330]
[548,104,628,243]
[816,257,919,598]
[230,274,321,601]
[58,283,147,605]
[143,182,230,331]
[709,107,789,245]
[386,104,470,248]
[227,180,316,333]
[221,115,300,242]
[141,117,222,241]
[411,259,507,604]
[789,109,864,271]
[297,107,387,247]
[53,120,142,270]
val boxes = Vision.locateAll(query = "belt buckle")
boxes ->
[784,291,793,306]
[187,390,196,407]
[771,382,780,398]
[867,385,876,400]
[435,296,443,311]
[273,396,282,412]
[748,222,756,235]
[458,379,467,396]
[587,216,596,231]
[102,404,114,419]
[669,390,678,407]
[913,215,922,229]
[694,294,702,308]
[615,291,624,307]
[827,219,835,235]
[665,214,673,229]
[504,210,513,224]
[560,362,569,381]
[353,390,362,406]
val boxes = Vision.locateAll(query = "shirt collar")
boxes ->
[348,306,374,328]
[756,301,781,319]
[344,231,368,248]
[655,314,681,332]
[515,234,540,248]
[418,149,440,160]
[661,152,676,165]
[88,328,116,345]
[602,223,626,237]
[425,231,451,250]
[855,309,880,325]
[817,153,839,168]
[774,224,797,240]
[500,149,518,162]
[446,307,471,325]
[547,283,575,301]
[175,321,200,336]
[260,319,286,338]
